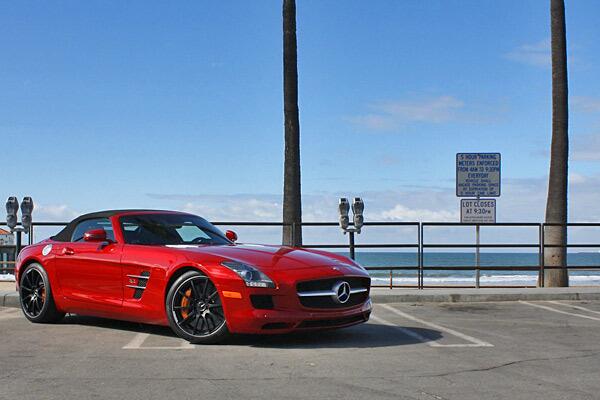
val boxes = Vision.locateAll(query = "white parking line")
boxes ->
[547,301,600,315]
[376,304,494,347]
[135,343,195,350]
[520,301,600,322]
[122,332,195,350]
[122,333,150,349]
[370,314,433,344]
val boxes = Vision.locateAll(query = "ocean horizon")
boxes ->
[346,252,600,286]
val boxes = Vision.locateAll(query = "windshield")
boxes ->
[119,214,230,246]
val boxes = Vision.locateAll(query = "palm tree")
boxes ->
[543,0,569,287]
[282,0,302,246]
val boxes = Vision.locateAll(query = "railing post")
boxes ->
[539,224,545,288]
[15,230,22,262]
[475,224,481,288]
[418,223,424,289]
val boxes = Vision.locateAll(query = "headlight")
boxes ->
[221,261,275,288]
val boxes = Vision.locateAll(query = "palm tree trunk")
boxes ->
[282,0,302,246]
[543,0,569,287]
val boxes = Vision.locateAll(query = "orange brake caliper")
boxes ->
[180,288,192,319]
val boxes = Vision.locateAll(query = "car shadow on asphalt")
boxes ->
[59,315,442,348]
[59,315,179,338]
[229,324,442,349]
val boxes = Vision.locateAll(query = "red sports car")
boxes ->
[15,210,372,343]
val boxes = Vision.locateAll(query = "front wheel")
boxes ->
[166,270,229,344]
[19,263,65,323]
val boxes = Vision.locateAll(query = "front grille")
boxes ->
[300,291,369,309]
[297,276,370,309]
[297,314,368,329]
[297,277,370,292]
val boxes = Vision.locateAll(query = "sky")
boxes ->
[1,1,600,245]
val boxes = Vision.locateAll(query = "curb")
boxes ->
[370,292,600,303]
[1,292,19,308]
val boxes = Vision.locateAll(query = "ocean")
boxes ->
[350,252,600,286]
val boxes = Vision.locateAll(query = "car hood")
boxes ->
[166,244,355,271]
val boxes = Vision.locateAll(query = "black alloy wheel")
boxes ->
[19,263,64,323]
[166,271,229,344]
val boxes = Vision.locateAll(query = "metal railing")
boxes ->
[1,221,599,289]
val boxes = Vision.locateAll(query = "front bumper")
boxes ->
[217,270,372,334]
[226,297,372,334]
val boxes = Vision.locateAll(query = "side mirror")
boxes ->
[225,230,238,242]
[83,229,108,242]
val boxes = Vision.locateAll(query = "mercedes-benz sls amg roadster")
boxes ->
[15,210,372,343]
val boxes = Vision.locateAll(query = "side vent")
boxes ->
[127,271,151,299]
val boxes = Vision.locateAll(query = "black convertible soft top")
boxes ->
[51,209,178,242]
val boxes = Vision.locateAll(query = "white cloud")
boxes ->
[148,193,346,224]
[504,174,600,223]
[372,204,458,222]
[148,191,461,223]
[180,197,280,222]
[572,96,600,114]
[505,39,550,67]
[572,134,600,161]
[349,96,464,131]
[34,204,79,221]
[569,172,587,184]
[505,38,583,69]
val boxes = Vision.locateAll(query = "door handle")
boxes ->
[62,247,75,256]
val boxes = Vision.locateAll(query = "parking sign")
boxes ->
[461,198,496,223]
[456,153,501,197]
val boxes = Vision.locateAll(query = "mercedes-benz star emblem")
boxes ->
[332,281,351,304]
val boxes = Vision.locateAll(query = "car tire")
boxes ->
[19,263,65,323]
[166,270,230,344]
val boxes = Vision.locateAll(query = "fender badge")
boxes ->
[42,244,53,256]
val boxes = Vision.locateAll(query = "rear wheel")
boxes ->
[19,263,65,323]
[166,270,229,344]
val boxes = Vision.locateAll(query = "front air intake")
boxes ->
[250,295,274,310]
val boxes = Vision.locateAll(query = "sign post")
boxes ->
[476,222,480,287]
[457,153,501,288]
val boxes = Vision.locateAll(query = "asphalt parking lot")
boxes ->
[2,301,600,400]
